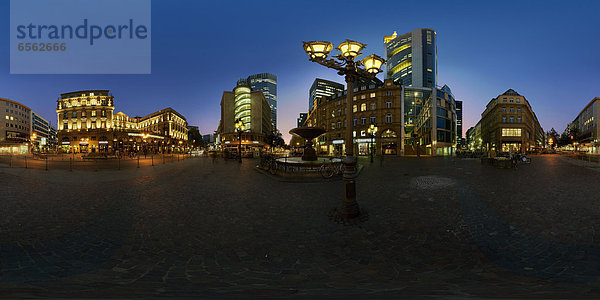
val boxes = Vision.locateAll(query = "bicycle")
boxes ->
[319,157,345,179]
[511,153,531,169]
[259,155,279,174]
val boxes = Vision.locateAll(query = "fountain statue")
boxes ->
[289,127,326,161]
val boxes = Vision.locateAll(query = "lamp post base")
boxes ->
[340,156,360,219]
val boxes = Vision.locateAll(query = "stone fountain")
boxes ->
[289,127,326,161]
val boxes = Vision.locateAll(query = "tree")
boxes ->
[546,128,559,148]
[266,131,285,150]
[187,127,204,148]
[557,123,579,149]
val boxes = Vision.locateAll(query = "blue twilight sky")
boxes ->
[1,0,599,143]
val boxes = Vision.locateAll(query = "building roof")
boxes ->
[141,107,187,121]
[0,97,31,111]
[502,89,521,96]
[574,97,600,122]
[60,90,110,99]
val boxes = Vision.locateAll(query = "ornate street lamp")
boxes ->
[303,39,385,219]
[367,123,378,163]
[235,118,245,163]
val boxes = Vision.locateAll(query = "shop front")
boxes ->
[382,141,397,155]
[380,129,399,155]
[0,144,29,154]
[501,142,521,152]
[332,140,344,156]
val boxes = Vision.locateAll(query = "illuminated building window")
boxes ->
[353,105,357,112]
[361,103,367,111]
[502,128,521,137]
[370,93,376,98]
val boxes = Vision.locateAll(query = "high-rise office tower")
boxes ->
[243,73,277,131]
[297,113,308,128]
[309,78,344,111]
[384,28,437,88]
[456,100,463,139]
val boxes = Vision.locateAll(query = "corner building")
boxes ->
[303,79,404,156]
[475,89,544,152]
[0,97,32,154]
[218,84,272,155]
[57,90,188,153]
[572,97,600,153]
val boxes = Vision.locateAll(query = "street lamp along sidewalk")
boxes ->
[235,118,245,163]
[302,39,385,219]
[368,123,378,163]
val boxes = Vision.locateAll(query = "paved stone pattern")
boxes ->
[1,156,600,297]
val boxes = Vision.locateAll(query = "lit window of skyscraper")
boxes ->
[242,73,277,131]
[384,28,437,88]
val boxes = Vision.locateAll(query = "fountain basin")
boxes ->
[289,127,326,161]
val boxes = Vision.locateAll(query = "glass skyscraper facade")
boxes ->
[384,28,437,88]
[243,73,277,131]
[309,78,345,112]
[456,100,463,140]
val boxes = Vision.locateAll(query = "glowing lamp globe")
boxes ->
[303,41,333,59]
[362,54,385,74]
[337,39,365,58]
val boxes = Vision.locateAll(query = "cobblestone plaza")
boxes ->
[2,156,600,298]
